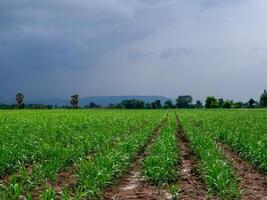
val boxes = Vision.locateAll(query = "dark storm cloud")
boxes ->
[0,0,267,101]
[0,0,157,70]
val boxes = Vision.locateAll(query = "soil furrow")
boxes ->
[176,117,216,200]
[0,163,33,184]
[219,143,267,200]
[30,165,77,200]
[104,117,171,200]
[29,121,152,199]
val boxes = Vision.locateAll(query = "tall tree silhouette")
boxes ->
[260,89,267,107]
[70,94,79,109]
[16,93,25,109]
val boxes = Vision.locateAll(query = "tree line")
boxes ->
[1,90,267,109]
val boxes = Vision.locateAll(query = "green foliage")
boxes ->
[195,100,203,108]
[142,115,179,185]
[187,110,267,172]
[0,110,163,198]
[85,102,101,109]
[233,102,243,108]
[205,96,219,108]
[176,95,193,108]
[42,187,56,200]
[222,100,233,108]
[0,176,23,199]
[164,100,174,109]
[120,99,145,109]
[0,109,266,199]
[74,113,165,199]
[178,113,240,199]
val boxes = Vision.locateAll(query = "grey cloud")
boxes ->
[195,0,246,8]
[0,0,267,101]
[160,48,193,59]
[0,0,160,71]
[128,50,157,61]
[128,48,193,61]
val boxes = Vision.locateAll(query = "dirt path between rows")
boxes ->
[29,120,152,199]
[104,117,172,200]
[176,117,218,200]
[219,143,267,200]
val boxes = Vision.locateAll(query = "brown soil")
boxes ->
[0,164,33,185]
[104,156,171,200]
[104,117,171,200]
[30,121,152,199]
[176,117,217,200]
[30,166,78,200]
[219,143,267,200]
[53,166,77,194]
[0,174,11,185]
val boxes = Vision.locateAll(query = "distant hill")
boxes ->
[22,96,174,107]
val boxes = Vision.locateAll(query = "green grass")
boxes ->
[0,110,165,198]
[0,109,266,199]
[71,113,165,199]
[177,113,240,199]
[178,109,267,172]
[142,114,179,186]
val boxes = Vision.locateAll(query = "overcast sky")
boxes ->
[1,0,267,102]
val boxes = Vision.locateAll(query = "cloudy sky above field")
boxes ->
[1,0,267,102]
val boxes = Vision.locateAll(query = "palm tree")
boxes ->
[70,94,79,109]
[16,93,25,109]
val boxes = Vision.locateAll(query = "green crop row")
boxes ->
[65,113,165,199]
[1,109,266,200]
[0,110,106,176]
[177,113,240,199]
[142,114,179,186]
[0,110,164,199]
[180,110,267,172]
